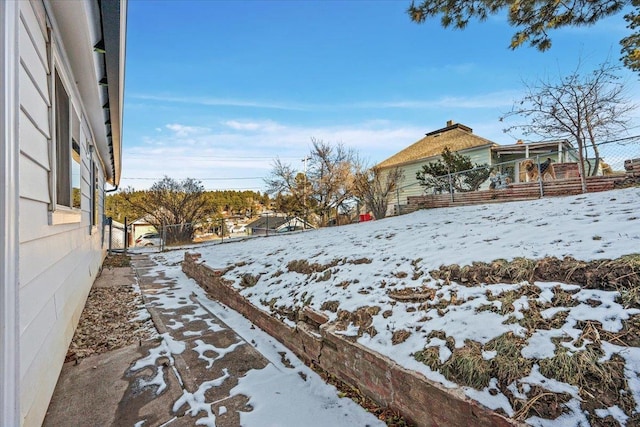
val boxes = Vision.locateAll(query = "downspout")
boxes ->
[105,184,118,193]
[0,1,20,425]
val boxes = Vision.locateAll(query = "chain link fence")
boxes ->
[104,217,126,253]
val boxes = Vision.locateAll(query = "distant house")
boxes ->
[129,216,158,246]
[1,1,126,426]
[247,215,314,236]
[376,121,499,212]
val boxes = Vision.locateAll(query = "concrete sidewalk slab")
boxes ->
[46,253,277,427]
[132,254,269,426]
[43,342,182,427]
[44,252,385,427]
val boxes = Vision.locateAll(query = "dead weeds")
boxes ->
[430,254,640,296]
[287,259,339,275]
[391,329,411,345]
[335,306,381,338]
[102,253,131,268]
[66,284,154,362]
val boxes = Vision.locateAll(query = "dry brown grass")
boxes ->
[485,333,532,386]
[240,273,260,287]
[512,386,571,421]
[429,254,640,296]
[440,341,492,389]
[391,329,411,345]
[287,259,339,274]
[388,287,436,303]
[320,300,340,312]
[335,306,381,338]
[102,253,131,268]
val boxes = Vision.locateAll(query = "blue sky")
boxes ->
[122,0,640,191]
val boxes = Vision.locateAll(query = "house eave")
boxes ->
[491,139,574,156]
[45,0,126,186]
[100,0,126,186]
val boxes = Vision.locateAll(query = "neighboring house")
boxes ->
[129,215,158,246]
[491,139,580,182]
[1,2,126,426]
[247,215,314,236]
[376,121,499,212]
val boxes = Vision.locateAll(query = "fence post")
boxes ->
[536,155,544,198]
[220,218,224,244]
[447,164,454,202]
[124,217,128,254]
[108,217,113,256]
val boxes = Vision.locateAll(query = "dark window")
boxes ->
[54,70,81,209]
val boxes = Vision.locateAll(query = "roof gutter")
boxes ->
[105,184,119,193]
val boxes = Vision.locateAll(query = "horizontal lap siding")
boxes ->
[397,162,428,205]
[19,109,49,169]
[395,147,494,205]
[17,2,107,426]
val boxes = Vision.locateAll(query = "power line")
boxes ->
[122,176,266,180]
[125,155,301,160]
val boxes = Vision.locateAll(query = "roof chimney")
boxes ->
[446,120,454,127]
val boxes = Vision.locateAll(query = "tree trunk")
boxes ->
[576,136,588,193]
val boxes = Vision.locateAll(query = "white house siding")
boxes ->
[17,2,107,426]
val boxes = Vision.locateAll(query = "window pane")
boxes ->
[92,161,99,226]
[55,72,70,206]
[72,140,81,209]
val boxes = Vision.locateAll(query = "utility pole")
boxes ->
[302,156,310,229]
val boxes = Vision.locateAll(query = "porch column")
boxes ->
[0,1,20,426]
[558,141,563,162]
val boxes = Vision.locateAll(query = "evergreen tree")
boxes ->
[416,147,491,193]
[408,0,639,73]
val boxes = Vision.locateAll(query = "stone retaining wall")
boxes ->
[183,252,519,427]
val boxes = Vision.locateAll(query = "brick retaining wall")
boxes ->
[183,252,518,427]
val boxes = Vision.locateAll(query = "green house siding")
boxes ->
[385,145,494,208]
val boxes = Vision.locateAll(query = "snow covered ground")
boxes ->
[135,255,386,427]
[157,187,640,426]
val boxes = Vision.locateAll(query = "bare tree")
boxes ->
[354,166,404,220]
[264,159,311,216]
[265,138,358,227]
[501,60,636,190]
[123,176,209,244]
[308,138,357,226]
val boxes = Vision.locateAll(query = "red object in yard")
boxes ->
[359,213,372,222]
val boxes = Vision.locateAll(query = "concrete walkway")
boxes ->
[44,252,382,427]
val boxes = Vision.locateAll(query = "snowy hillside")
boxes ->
[177,187,640,426]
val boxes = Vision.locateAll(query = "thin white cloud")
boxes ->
[131,94,309,111]
[222,120,286,132]
[165,123,210,137]
[121,119,429,190]
[130,90,519,112]
[351,91,518,110]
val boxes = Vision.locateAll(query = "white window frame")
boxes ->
[49,37,81,225]
[90,157,99,233]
